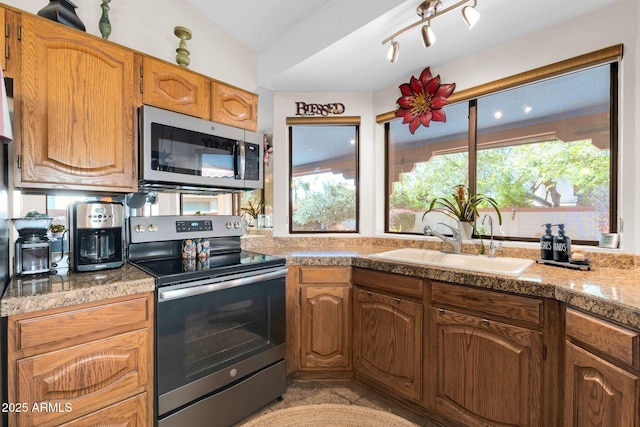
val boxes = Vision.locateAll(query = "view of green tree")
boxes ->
[292,180,356,231]
[389,139,609,212]
[389,152,468,211]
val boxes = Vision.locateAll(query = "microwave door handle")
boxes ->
[237,141,246,179]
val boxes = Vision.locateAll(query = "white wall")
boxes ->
[272,92,375,237]
[3,0,258,93]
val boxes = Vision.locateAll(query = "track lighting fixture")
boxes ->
[421,24,435,48]
[382,0,481,62]
[462,0,480,29]
[387,40,399,63]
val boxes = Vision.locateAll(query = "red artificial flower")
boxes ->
[395,67,456,134]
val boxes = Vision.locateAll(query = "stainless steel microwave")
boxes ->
[138,105,263,192]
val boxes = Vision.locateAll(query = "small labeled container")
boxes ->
[540,223,554,260]
[552,224,571,262]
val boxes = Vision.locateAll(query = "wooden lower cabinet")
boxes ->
[564,342,639,426]
[288,266,352,375]
[352,268,424,403]
[429,307,543,426]
[301,286,351,370]
[427,281,557,427]
[7,293,154,427]
[564,308,640,427]
[58,394,149,427]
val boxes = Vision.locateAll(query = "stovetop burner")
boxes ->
[127,215,286,287]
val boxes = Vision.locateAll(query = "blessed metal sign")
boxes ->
[295,102,345,116]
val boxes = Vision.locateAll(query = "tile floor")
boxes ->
[234,378,445,426]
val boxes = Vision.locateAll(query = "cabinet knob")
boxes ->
[366,291,373,297]
[438,308,445,314]
[482,318,490,325]
[395,298,401,304]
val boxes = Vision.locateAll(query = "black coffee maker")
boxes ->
[69,201,124,272]
[12,216,54,276]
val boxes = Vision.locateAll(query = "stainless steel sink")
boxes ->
[369,248,534,277]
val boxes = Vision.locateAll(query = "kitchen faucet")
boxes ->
[424,223,462,254]
[481,214,499,258]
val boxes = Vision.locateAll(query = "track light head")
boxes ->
[421,24,436,48]
[387,41,399,63]
[462,4,480,29]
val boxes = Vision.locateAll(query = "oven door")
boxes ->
[156,267,287,417]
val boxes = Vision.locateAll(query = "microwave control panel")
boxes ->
[244,142,260,181]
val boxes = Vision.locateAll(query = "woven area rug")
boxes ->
[241,403,419,426]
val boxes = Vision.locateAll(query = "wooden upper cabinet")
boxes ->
[18,14,138,192]
[0,8,5,72]
[3,8,20,79]
[212,81,258,131]
[141,56,210,119]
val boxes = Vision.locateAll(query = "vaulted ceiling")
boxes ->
[185,0,625,92]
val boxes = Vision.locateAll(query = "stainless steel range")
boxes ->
[127,215,287,427]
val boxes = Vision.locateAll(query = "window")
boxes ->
[289,120,359,233]
[385,51,619,244]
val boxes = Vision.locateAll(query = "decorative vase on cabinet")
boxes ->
[37,0,86,31]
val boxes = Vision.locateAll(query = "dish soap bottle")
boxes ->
[553,224,571,262]
[540,223,554,260]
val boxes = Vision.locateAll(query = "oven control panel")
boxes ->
[176,220,213,233]
[128,215,243,243]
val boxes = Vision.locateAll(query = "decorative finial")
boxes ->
[174,26,192,68]
[99,0,111,40]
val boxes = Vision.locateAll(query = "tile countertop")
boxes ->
[1,246,639,332]
[261,245,640,331]
[0,264,156,317]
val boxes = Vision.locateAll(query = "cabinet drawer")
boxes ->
[12,294,151,353]
[57,393,149,427]
[352,268,423,300]
[14,330,150,427]
[431,281,543,327]
[566,308,639,368]
[299,267,350,285]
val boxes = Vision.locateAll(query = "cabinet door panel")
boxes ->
[565,342,639,427]
[19,14,137,192]
[431,308,542,427]
[142,56,210,119]
[13,330,149,427]
[301,286,351,369]
[353,288,422,401]
[212,82,258,131]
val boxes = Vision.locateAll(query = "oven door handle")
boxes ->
[158,268,288,301]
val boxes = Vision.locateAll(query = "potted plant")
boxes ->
[240,200,265,228]
[422,185,502,252]
[48,223,66,239]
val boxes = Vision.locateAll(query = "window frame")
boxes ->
[287,116,361,234]
[380,45,622,245]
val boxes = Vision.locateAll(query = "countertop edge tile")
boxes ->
[4,247,640,331]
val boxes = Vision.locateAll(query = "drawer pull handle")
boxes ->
[367,291,373,297]
[395,298,401,304]
[482,318,490,325]
[438,308,445,314]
